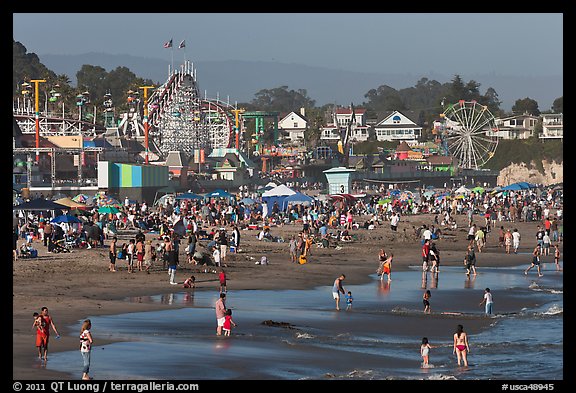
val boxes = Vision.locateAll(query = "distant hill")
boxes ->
[38,52,562,111]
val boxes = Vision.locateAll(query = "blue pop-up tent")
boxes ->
[261,184,295,216]
[283,192,314,209]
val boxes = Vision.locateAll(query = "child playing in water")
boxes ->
[420,337,433,367]
[345,291,353,310]
[423,290,431,314]
[222,309,237,336]
[183,275,196,289]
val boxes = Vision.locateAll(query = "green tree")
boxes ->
[511,97,540,116]
[13,40,56,97]
[251,86,316,113]
[551,96,563,113]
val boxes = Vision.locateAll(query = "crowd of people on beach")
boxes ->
[16,182,563,376]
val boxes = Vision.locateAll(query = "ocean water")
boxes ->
[46,263,563,380]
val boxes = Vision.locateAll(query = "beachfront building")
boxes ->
[278,109,308,143]
[540,113,563,140]
[373,111,422,142]
[490,114,539,139]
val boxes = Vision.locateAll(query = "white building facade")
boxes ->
[540,113,563,140]
[278,111,308,142]
[373,111,422,142]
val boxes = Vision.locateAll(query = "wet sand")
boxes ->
[12,212,561,379]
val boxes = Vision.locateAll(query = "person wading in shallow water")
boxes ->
[215,292,227,335]
[332,274,346,311]
[453,324,470,367]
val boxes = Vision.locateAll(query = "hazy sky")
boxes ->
[13,13,562,77]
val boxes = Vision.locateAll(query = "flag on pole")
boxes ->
[178,40,186,49]
[163,39,173,48]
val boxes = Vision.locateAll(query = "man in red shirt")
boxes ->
[39,307,60,361]
[422,239,430,272]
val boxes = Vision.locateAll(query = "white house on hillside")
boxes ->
[278,110,308,142]
[336,107,366,127]
[489,114,538,139]
[540,113,563,140]
[373,111,422,142]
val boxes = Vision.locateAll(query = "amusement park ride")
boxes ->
[13,58,500,191]
[433,100,499,170]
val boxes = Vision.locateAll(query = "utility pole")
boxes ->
[231,108,245,150]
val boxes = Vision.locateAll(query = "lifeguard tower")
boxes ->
[323,167,356,195]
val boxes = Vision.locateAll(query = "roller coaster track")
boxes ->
[145,60,236,155]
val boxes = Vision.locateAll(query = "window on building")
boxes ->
[294,122,298,128]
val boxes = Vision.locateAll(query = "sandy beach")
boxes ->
[12,212,561,380]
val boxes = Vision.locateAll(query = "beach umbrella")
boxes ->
[455,185,471,194]
[13,198,69,211]
[98,206,120,214]
[72,193,89,203]
[423,190,435,198]
[377,198,392,205]
[240,197,256,205]
[54,197,87,209]
[472,186,485,194]
[51,214,82,224]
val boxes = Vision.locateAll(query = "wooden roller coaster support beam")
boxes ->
[140,85,155,165]
[30,79,46,163]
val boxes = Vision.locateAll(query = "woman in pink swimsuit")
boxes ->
[453,324,470,367]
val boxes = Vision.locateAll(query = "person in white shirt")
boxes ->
[390,212,400,231]
[422,225,432,241]
[479,288,493,315]
[512,228,521,254]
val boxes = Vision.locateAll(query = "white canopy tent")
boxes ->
[262,184,296,197]
[455,185,471,194]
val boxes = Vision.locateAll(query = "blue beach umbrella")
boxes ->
[51,214,82,224]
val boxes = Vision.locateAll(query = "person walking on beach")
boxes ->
[464,245,477,276]
[79,319,93,380]
[219,269,227,293]
[289,235,298,263]
[524,244,543,277]
[512,228,521,254]
[39,307,60,361]
[429,243,440,273]
[143,240,154,274]
[422,239,430,272]
[332,274,346,311]
[165,237,178,284]
[553,244,561,271]
[504,229,513,254]
[420,337,434,367]
[423,290,431,314]
[108,236,117,272]
[542,231,551,256]
[33,312,45,360]
[126,239,135,273]
[453,324,470,367]
[479,287,493,316]
[215,292,227,336]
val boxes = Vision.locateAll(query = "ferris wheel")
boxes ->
[439,100,499,169]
